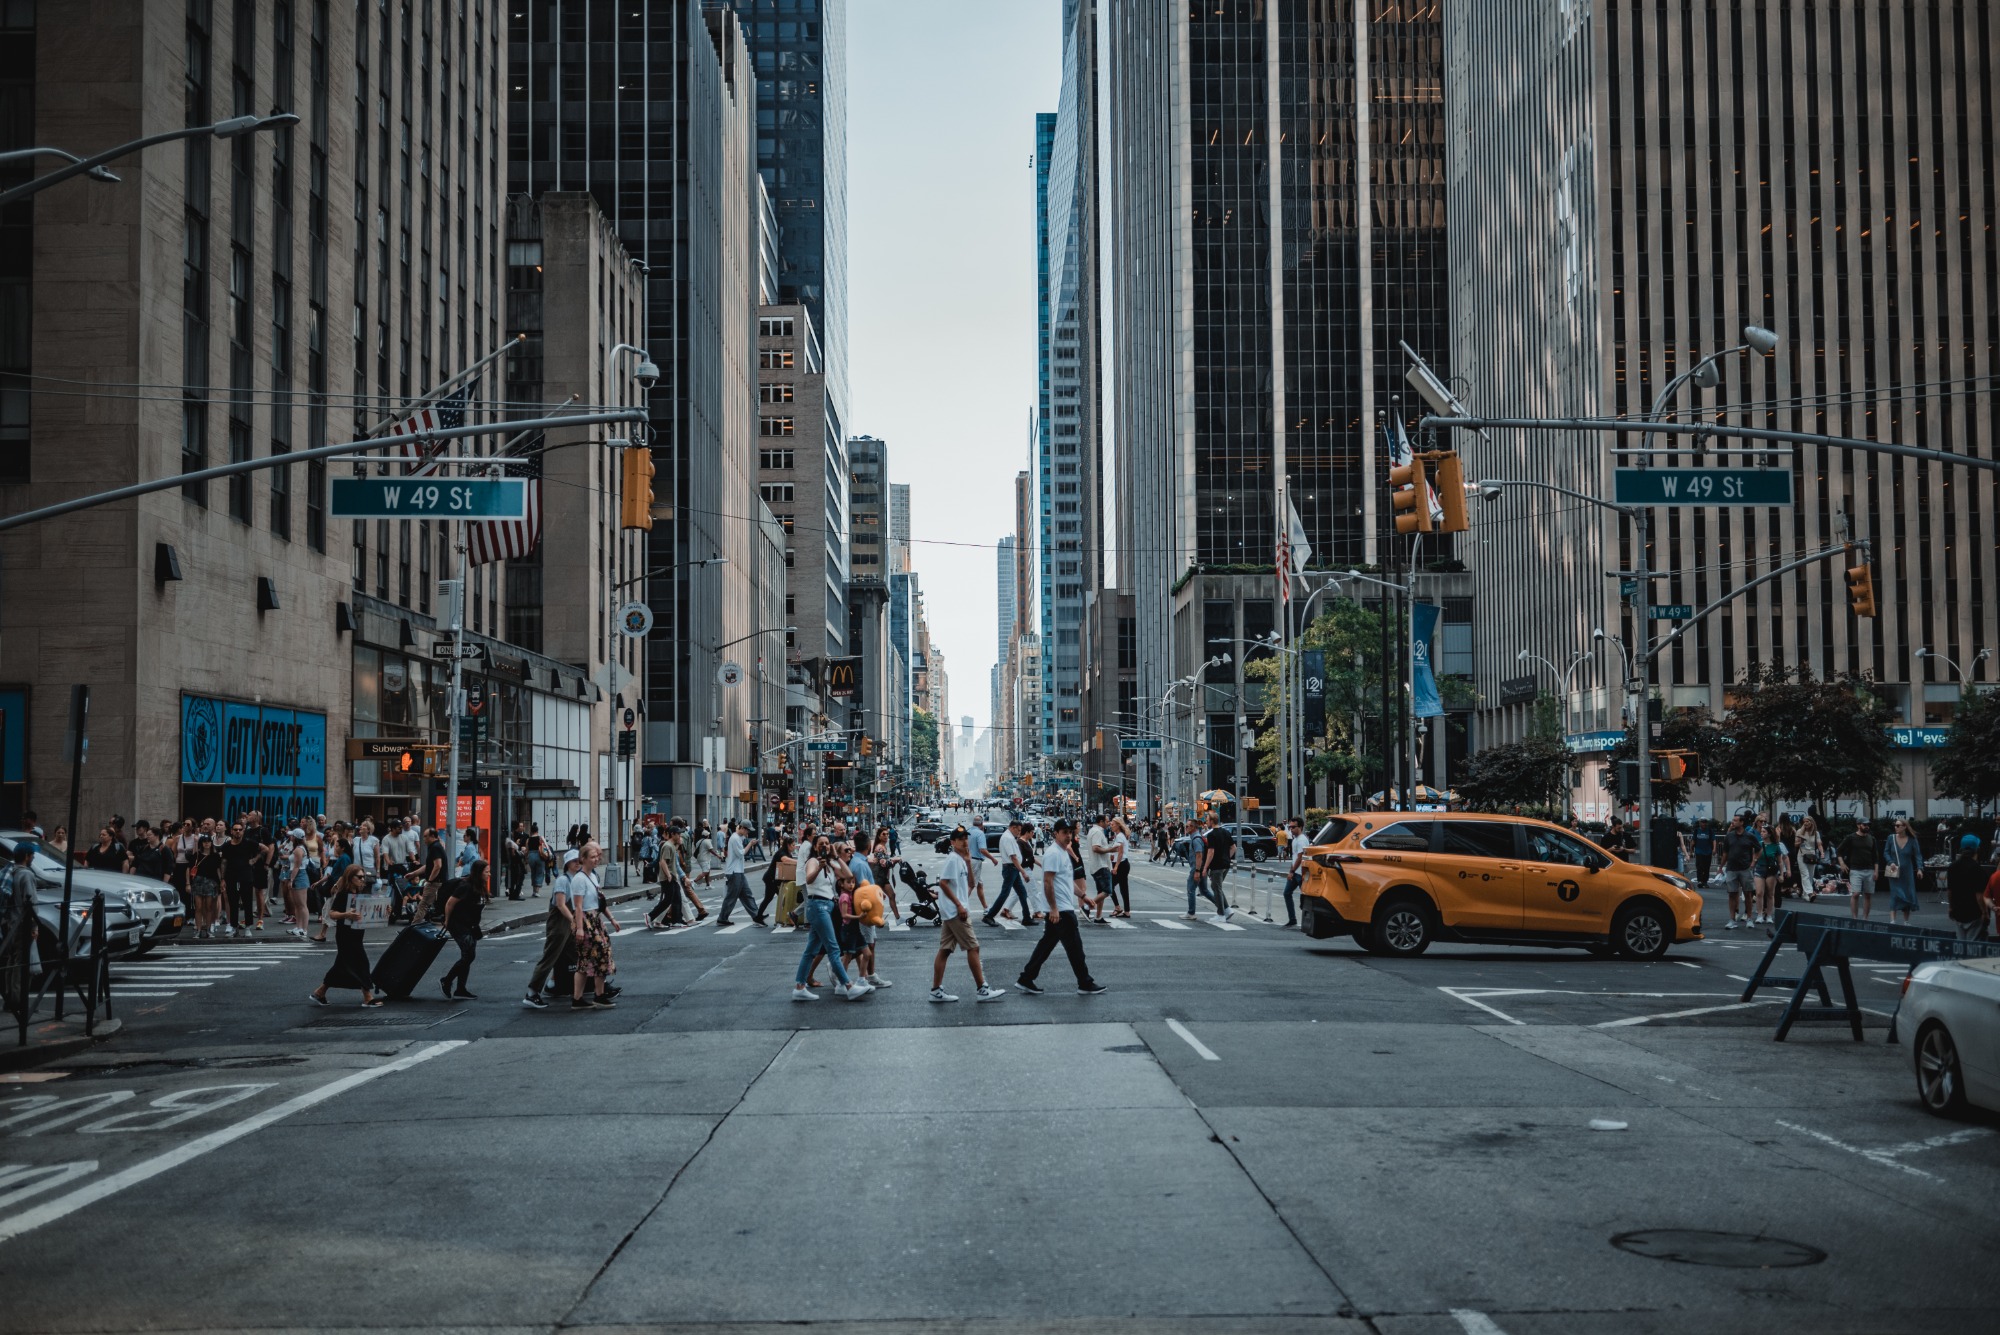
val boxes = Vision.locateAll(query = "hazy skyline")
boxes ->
[849,0,1062,736]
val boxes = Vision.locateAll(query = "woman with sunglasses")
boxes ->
[1881,818,1925,925]
[792,833,871,1002]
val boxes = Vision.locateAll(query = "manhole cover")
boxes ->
[1612,1230,1826,1269]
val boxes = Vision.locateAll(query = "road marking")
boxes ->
[714,923,750,935]
[1106,917,1137,930]
[768,925,796,934]
[1154,919,1193,931]
[1165,1018,1219,1061]
[1439,987,1529,1025]
[1676,961,1701,969]
[0,1041,465,1244]
[1452,1311,1511,1335]
[1776,1119,1993,1181]
[1210,919,1246,931]
[1595,1000,1772,1028]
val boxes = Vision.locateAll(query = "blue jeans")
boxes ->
[795,896,852,988]
[985,864,1032,921]
[1187,867,1228,915]
[1282,873,1302,924]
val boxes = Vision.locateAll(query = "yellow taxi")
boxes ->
[1297,812,1704,960]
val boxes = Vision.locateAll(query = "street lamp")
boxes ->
[0,113,300,208]
[1515,647,1595,736]
[1916,647,1991,685]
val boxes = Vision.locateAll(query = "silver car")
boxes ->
[0,834,149,966]
[1905,956,2000,1117]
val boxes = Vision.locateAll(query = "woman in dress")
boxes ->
[312,832,353,942]
[1751,817,1789,928]
[1880,818,1925,926]
[308,866,382,1007]
[568,849,620,1009]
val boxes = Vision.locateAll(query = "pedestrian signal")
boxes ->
[1390,457,1432,535]
[397,749,417,773]
[1653,751,1698,784]
[1430,452,1469,534]
[620,446,656,530]
[1844,558,1876,618]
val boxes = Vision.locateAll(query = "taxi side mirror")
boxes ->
[1584,853,1609,873]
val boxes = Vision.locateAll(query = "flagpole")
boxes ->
[363,335,525,439]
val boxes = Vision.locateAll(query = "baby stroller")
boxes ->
[897,861,940,924]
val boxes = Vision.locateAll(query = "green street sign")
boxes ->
[1612,468,1794,507]
[1649,604,1694,620]
[805,740,845,753]
[1619,580,1639,598]
[1119,738,1164,750]
[330,477,528,519]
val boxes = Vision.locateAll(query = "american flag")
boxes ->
[466,450,542,566]
[386,389,468,476]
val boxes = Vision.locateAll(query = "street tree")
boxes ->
[1933,688,2000,814]
[911,707,940,777]
[1246,599,1394,797]
[1715,662,1897,815]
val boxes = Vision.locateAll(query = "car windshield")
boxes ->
[0,838,71,879]
[1311,818,1357,845]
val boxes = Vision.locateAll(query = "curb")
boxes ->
[0,1017,124,1074]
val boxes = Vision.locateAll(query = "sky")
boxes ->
[848,0,1063,735]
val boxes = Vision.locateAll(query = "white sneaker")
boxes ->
[1723,919,1740,930]
[975,986,1006,1003]
[867,975,894,988]
[929,987,959,1003]
[843,979,875,1001]
[1223,906,1237,922]
[791,986,818,1002]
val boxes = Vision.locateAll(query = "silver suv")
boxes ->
[0,834,150,966]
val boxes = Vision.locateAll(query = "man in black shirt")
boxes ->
[219,824,263,935]
[417,829,449,919]
[1188,813,1235,922]
[1836,819,1880,920]
[439,860,490,999]
[1718,814,1762,930]
[126,830,169,882]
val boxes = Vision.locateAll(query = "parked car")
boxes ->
[1904,957,2000,1116]
[1221,822,1282,862]
[0,835,145,973]
[0,832,181,954]
[911,818,950,844]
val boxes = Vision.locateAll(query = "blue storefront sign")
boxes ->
[1887,726,1950,750]
[1564,730,1625,755]
[181,694,327,825]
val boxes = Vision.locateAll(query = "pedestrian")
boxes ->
[1107,818,1133,919]
[868,827,900,921]
[353,818,381,889]
[1082,814,1114,922]
[713,820,765,926]
[1718,813,1760,928]
[1836,818,1879,920]
[984,818,1033,926]
[1947,835,1988,941]
[1015,820,1104,996]
[850,861,891,989]
[188,834,223,937]
[791,834,872,1001]
[504,821,529,900]
[928,828,1005,1003]
[1794,816,1824,900]
[307,866,383,1008]
[1280,816,1310,928]
[1189,812,1236,922]
[522,848,581,1009]
[282,822,315,939]
[416,827,449,920]
[455,826,482,876]
[1881,818,1924,925]
[963,823,996,917]
[438,857,491,1000]
[1688,819,1715,886]
[1751,816,1789,931]
[567,842,620,1009]
[649,826,691,928]
[219,820,262,936]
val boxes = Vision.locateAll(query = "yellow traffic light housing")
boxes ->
[1430,452,1469,533]
[1390,457,1432,535]
[1844,554,1877,617]
[860,736,874,757]
[620,446,656,530]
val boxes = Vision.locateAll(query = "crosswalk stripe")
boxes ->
[768,925,796,934]
[1210,920,1246,931]
[715,923,750,935]
[1106,917,1137,930]
[1153,919,1192,930]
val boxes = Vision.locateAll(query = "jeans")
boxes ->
[440,929,478,991]
[1282,873,1301,924]
[1021,910,1096,987]
[985,864,1032,922]
[1111,862,1131,913]
[717,872,759,923]
[1954,918,1986,941]
[795,896,853,988]
[1187,866,1228,915]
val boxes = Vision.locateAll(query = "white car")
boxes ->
[1905,956,2000,1116]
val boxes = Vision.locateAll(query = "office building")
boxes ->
[1108,0,1451,812]
[757,307,843,672]
[1443,0,1997,819]
[846,433,894,769]
[888,480,909,572]
[509,1,771,822]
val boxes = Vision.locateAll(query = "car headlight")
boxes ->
[1651,871,1693,892]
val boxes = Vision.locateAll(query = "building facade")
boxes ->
[1444,0,1999,820]
[1108,0,1452,813]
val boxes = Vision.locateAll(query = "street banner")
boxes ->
[1302,650,1326,737]
[1411,603,1446,719]
[825,656,861,699]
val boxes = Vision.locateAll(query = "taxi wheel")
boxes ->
[1611,902,1671,961]
[1370,895,1434,957]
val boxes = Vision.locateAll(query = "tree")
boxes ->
[1245,599,1395,797]
[1603,706,1731,810]
[1934,688,2000,813]
[1715,662,1897,814]
[1456,734,1573,815]
[911,707,939,776]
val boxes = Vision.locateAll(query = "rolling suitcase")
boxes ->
[370,921,450,999]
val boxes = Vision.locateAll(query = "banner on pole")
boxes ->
[1302,650,1326,738]
[1411,603,1446,719]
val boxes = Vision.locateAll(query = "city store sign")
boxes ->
[181,694,328,824]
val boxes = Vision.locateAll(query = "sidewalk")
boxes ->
[1,1010,122,1073]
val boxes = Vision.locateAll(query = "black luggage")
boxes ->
[370,921,450,999]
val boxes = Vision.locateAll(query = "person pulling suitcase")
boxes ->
[523,848,582,1009]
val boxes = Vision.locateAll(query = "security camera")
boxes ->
[633,359,660,389]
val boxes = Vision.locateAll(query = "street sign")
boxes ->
[618,601,653,639]
[329,477,529,518]
[432,642,486,661]
[1619,580,1639,598]
[1612,468,1794,507]
[806,740,845,753]
[1649,604,1694,620]
[346,738,427,761]
[717,660,744,687]
[1119,738,1163,751]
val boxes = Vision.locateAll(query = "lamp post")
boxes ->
[1515,647,1595,736]
[1915,647,1991,686]
[0,113,299,207]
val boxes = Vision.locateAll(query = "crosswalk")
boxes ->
[111,943,319,999]
[655,911,1270,938]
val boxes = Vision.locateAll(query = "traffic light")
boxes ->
[619,446,655,530]
[1844,553,1877,617]
[1390,455,1432,535]
[1652,751,1699,784]
[1430,452,1469,533]
[860,736,873,758]
[397,748,417,774]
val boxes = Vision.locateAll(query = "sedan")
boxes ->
[1,833,176,954]
[1905,956,2000,1117]
[1223,822,1282,862]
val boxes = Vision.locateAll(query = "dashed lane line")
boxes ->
[1165,1018,1220,1061]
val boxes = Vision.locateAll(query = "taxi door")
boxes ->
[1352,819,1441,912]
[1518,825,1619,934]
[1431,819,1526,930]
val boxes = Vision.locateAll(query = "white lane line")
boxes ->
[1439,987,1529,1025]
[1595,1000,1773,1028]
[768,925,796,934]
[1676,961,1701,969]
[1105,917,1137,930]
[107,991,183,998]
[1165,1018,1220,1062]
[1153,919,1193,931]
[714,923,750,935]
[1210,919,1246,931]
[1453,1313,1511,1335]
[994,918,1023,930]
[0,1040,465,1244]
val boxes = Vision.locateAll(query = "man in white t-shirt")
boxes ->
[1015,821,1104,995]
[352,820,381,885]
[1082,817,1114,921]
[930,828,1006,1003]
[714,820,764,925]
[982,819,1034,926]
[1281,817,1310,929]
[962,824,996,915]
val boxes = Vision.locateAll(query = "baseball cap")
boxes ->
[1961,834,1982,852]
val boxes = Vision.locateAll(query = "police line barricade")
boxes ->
[1738,911,2000,1043]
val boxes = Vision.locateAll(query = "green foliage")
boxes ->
[1933,688,2000,812]
[1714,662,1897,811]
[1246,599,1395,794]
[1455,733,1573,816]
[911,707,939,776]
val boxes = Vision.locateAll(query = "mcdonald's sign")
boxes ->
[825,656,862,700]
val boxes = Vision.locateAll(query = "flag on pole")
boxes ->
[386,388,469,476]
[1285,494,1312,577]
[1388,416,1445,527]
[466,452,542,566]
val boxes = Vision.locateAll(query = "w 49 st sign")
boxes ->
[1612,468,1793,507]
[330,478,527,518]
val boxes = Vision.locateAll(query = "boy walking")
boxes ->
[931,828,1006,1003]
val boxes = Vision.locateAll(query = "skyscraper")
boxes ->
[996,535,1017,668]
[1108,1,1450,809]
[1034,0,1102,761]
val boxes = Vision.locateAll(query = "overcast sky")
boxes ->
[849,0,1062,735]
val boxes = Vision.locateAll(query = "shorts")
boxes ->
[192,876,219,899]
[1849,871,1874,897]
[1720,868,1754,894]
[937,916,979,954]
[859,924,878,946]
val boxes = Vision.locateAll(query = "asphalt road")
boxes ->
[2,834,1996,1334]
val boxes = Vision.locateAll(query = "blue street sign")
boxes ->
[1612,468,1794,507]
[329,478,528,519]
[1119,738,1164,750]
[1649,604,1694,620]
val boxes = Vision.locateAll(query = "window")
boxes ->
[1526,828,1599,867]
[759,348,794,369]
[759,382,794,404]
[759,448,795,470]
[759,315,794,338]
[760,482,794,504]
[1438,822,1519,860]
[1361,822,1435,853]
[759,416,794,437]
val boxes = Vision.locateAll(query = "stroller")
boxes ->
[897,861,941,924]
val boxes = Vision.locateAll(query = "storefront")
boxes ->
[178,694,329,826]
